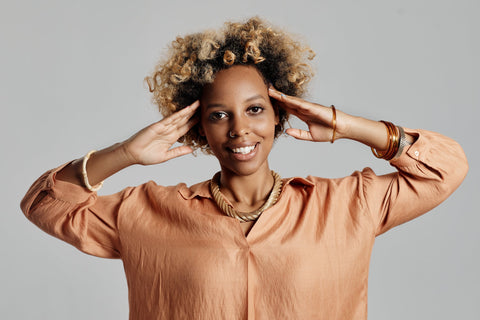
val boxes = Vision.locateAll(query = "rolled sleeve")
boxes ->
[20,162,130,259]
[362,129,468,236]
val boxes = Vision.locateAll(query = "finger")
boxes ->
[279,103,306,117]
[268,87,291,103]
[169,102,200,127]
[180,100,201,118]
[268,87,305,106]
[164,146,194,161]
[152,101,200,133]
[177,100,201,116]
[280,105,318,125]
[175,116,199,137]
[285,128,314,141]
[269,87,328,113]
[161,100,200,126]
[280,99,320,116]
[272,93,333,127]
[269,89,321,116]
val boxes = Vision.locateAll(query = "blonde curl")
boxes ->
[223,50,236,65]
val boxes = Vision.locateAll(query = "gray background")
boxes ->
[1,0,478,319]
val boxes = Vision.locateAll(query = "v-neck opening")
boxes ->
[236,178,288,242]
[233,202,273,242]
[239,220,256,238]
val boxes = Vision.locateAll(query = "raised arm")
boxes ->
[269,88,468,235]
[56,100,200,188]
[20,100,200,258]
[268,87,414,150]
[268,87,468,234]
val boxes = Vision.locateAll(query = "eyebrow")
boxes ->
[206,94,266,109]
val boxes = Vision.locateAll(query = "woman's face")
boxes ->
[200,65,278,177]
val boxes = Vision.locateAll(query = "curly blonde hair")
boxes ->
[146,17,315,153]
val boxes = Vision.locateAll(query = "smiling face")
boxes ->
[200,65,278,177]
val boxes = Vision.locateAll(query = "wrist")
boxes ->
[332,110,355,141]
[339,115,390,150]
[117,141,140,167]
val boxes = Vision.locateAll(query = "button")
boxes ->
[414,151,419,157]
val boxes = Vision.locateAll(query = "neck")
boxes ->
[219,166,274,209]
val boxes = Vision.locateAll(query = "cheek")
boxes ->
[257,116,277,137]
[203,125,226,149]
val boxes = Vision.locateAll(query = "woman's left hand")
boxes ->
[268,87,348,142]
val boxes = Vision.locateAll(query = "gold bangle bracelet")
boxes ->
[371,121,400,160]
[383,121,397,160]
[386,122,400,160]
[372,121,391,158]
[330,105,337,143]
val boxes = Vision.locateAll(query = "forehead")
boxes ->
[201,65,267,103]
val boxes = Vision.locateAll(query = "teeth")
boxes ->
[231,145,256,154]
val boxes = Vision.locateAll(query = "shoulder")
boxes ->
[281,170,381,206]
[285,168,377,189]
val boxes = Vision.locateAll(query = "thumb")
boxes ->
[285,128,313,141]
[164,146,194,161]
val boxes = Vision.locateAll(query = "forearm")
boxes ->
[56,142,135,187]
[337,111,415,151]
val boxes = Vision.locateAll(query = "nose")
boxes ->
[229,114,250,138]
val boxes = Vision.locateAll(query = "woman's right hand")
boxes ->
[56,100,200,187]
[122,100,200,166]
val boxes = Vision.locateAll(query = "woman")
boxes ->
[21,17,468,319]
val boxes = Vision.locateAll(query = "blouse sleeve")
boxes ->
[20,162,133,258]
[360,128,468,236]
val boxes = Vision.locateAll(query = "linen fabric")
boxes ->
[20,129,468,320]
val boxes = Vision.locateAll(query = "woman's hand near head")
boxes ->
[268,87,414,150]
[55,101,200,187]
[268,87,348,142]
[122,100,200,165]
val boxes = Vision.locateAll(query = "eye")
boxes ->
[248,105,264,114]
[208,111,228,121]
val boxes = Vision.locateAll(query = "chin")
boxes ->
[219,160,270,177]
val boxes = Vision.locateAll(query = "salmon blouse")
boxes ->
[21,129,468,320]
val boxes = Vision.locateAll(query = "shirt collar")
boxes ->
[178,176,314,200]
[284,176,315,187]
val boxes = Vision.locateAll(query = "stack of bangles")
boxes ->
[371,121,406,161]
